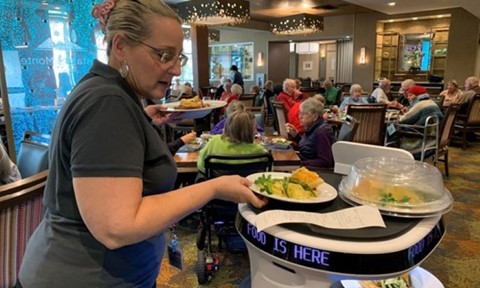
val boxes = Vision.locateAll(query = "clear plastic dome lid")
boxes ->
[339,157,453,218]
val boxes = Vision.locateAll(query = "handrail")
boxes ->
[0,180,46,210]
[0,170,48,197]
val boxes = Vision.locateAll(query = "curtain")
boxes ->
[336,40,353,84]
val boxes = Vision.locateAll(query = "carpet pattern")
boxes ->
[157,139,480,288]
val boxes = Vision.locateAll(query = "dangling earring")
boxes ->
[119,60,129,78]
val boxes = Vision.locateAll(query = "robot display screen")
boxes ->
[238,218,445,274]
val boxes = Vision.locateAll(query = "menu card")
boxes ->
[255,205,386,232]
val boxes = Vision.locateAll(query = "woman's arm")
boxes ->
[74,174,265,250]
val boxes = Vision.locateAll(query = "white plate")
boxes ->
[340,267,444,288]
[163,100,227,119]
[246,172,338,204]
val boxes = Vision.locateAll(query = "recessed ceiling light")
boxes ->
[437,15,444,18]
[388,19,394,23]
[386,1,396,6]
[412,17,418,20]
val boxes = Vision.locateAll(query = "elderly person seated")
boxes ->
[210,100,264,135]
[285,98,336,168]
[277,78,303,113]
[323,79,339,105]
[339,84,369,111]
[197,111,267,174]
[288,94,325,134]
[440,79,462,107]
[371,78,394,106]
[457,76,480,112]
[394,86,444,158]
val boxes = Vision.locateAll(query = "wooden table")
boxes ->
[174,149,301,173]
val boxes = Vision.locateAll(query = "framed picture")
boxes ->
[303,61,313,71]
[256,73,265,87]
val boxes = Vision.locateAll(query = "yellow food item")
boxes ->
[177,96,210,109]
[353,178,425,205]
[287,182,314,199]
[291,167,324,188]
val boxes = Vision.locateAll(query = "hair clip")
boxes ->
[92,0,116,34]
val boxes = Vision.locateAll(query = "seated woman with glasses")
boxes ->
[197,110,267,175]
[285,98,336,168]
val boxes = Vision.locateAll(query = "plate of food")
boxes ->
[163,96,227,119]
[180,138,204,152]
[340,267,444,288]
[246,167,338,204]
[271,138,292,149]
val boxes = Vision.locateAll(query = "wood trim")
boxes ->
[0,181,46,210]
[0,170,48,197]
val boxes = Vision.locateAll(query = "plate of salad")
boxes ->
[246,172,337,204]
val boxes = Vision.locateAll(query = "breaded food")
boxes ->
[291,167,324,188]
[359,273,411,288]
[177,96,211,109]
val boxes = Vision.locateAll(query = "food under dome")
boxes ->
[339,157,453,217]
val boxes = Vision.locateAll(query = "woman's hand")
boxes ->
[181,131,197,144]
[211,175,268,208]
[285,123,298,138]
[144,104,183,125]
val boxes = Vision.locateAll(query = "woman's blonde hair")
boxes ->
[225,100,245,117]
[102,0,181,56]
[223,111,255,144]
[231,84,243,96]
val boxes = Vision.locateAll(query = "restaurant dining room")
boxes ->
[0,0,479,288]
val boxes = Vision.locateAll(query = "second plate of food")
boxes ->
[246,172,337,204]
[163,98,227,119]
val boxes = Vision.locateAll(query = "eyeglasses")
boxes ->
[137,41,188,67]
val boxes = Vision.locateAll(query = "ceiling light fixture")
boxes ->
[176,0,250,26]
[183,28,220,43]
[386,1,396,6]
[270,13,324,35]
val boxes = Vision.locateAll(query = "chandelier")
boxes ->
[270,13,324,35]
[183,28,220,43]
[176,0,250,26]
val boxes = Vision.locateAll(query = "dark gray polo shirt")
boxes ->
[19,60,176,287]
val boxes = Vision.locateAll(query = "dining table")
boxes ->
[174,149,301,174]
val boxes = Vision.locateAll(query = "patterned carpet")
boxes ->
[157,138,480,288]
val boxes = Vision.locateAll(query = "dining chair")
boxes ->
[345,103,387,145]
[452,94,480,149]
[17,131,50,178]
[332,141,413,175]
[337,115,360,141]
[0,171,48,288]
[272,101,288,138]
[434,104,461,176]
[239,93,256,108]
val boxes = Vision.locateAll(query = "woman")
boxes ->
[339,83,369,111]
[229,64,244,92]
[220,83,242,113]
[197,111,267,174]
[210,101,264,135]
[285,98,336,168]
[440,79,461,106]
[18,1,266,287]
[396,86,444,159]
